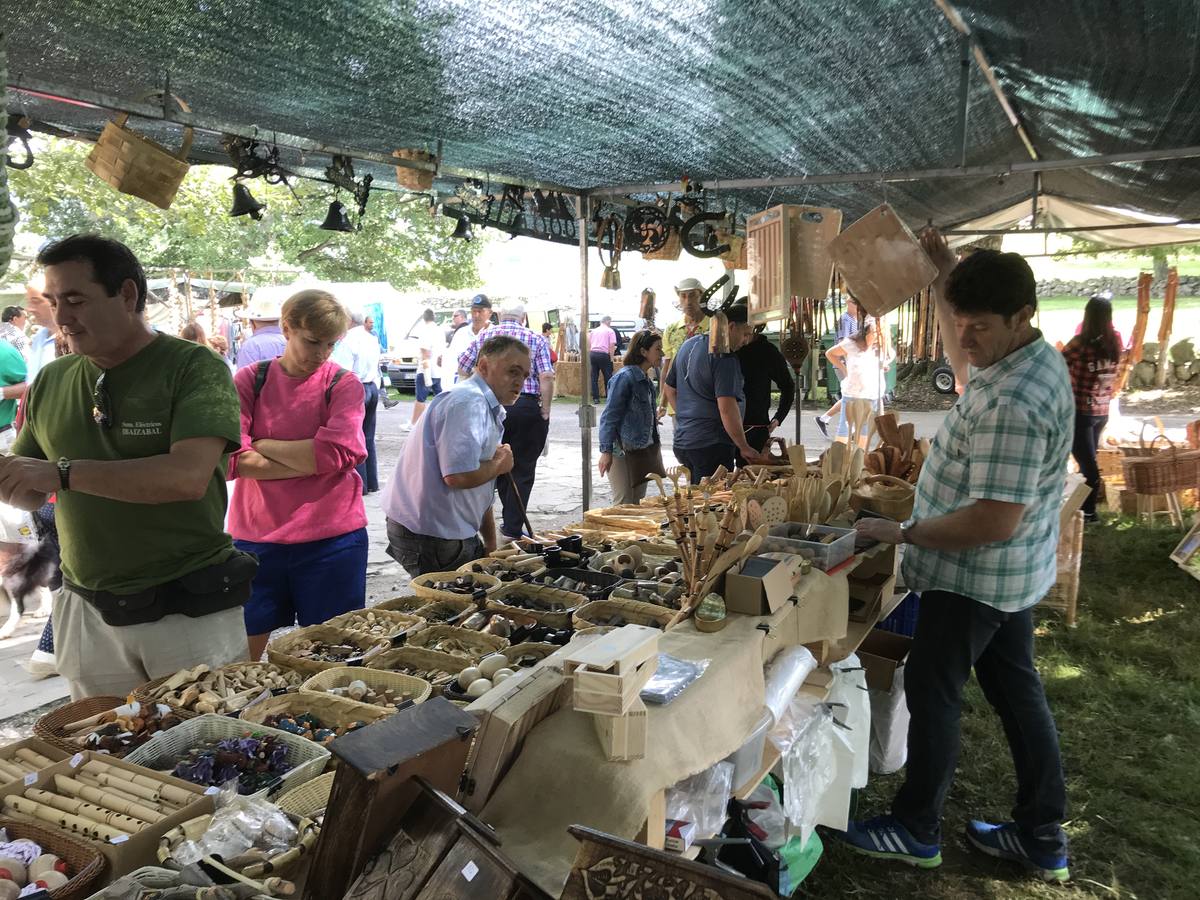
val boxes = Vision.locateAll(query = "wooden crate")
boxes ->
[459,666,569,813]
[571,657,657,717]
[1042,511,1083,626]
[591,698,647,762]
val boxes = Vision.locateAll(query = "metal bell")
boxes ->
[319,200,354,232]
[230,183,265,220]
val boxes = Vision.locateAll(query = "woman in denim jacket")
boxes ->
[598,331,666,504]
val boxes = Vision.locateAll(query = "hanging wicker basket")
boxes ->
[392,148,436,191]
[643,229,682,261]
[720,231,748,270]
[85,92,194,209]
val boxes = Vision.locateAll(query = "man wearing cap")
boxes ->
[458,302,554,542]
[660,277,709,416]
[664,303,767,480]
[451,294,494,382]
[235,290,287,370]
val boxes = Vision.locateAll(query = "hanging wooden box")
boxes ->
[591,697,647,761]
[747,204,842,323]
[829,203,938,317]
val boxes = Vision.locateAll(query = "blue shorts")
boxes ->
[416,373,442,402]
[236,528,368,635]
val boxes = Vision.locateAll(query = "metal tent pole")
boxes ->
[577,194,593,512]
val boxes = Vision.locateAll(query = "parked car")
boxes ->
[587,317,640,352]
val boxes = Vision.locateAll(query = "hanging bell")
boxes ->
[708,312,731,354]
[230,183,265,220]
[319,200,355,232]
[450,215,473,241]
[600,266,614,290]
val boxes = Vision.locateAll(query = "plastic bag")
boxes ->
[763,646,818,725]
[869,663,909,774]
[828,653,871,789]
[665,761,734,838]
[769,697,834,846]
[171,784,297,866]
[640,654,710,705]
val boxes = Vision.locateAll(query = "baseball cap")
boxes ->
[471,293,492,308]
[675,277,704,293]
[499,300,526,319]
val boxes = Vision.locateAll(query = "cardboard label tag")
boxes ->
[110,834,129,844]
[70,753,84,768]
[204,786,220,796]
[23,772,37,786]
[461,861,479,882]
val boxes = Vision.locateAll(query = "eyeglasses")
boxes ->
[93,371,112,428]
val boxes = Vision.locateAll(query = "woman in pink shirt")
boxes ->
[228,290,368,659]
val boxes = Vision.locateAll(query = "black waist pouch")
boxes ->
[67,551,259,627]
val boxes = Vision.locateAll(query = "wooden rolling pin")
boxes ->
[27,787,150,831]
[81,759,194,807]
[55,775,166,823]
[5,794,131,840]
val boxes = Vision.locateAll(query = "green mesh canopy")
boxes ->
[6,1,1200,231]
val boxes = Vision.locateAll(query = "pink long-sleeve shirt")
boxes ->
[228,360,368,544]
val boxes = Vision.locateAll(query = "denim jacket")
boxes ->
[598,365,659,455]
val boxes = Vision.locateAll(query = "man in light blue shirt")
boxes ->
[382,335,528,576]
[235,290,287,369]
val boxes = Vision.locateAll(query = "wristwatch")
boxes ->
[57,457,71,491]
[899,517,917,544]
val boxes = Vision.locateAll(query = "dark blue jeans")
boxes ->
[590,350,614,401]
[893,590,1068,855]
[672,443,737,483]
[355,381,380,493]
[1071,412,1107,517]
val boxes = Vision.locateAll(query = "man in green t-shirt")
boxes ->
[0,235,252,699]
[0,341,27,436]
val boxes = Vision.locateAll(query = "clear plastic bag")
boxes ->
[763,646,818,725]
[665,760,735,837]
[171,782,297,866]
[769,697,834,846]
[828,653,871,789]
[640,654,710,705]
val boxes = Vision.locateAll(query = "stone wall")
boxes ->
[1036,275,1200,298]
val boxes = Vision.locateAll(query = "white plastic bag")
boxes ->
[828,653,871,789]
[665,760,735,838]
[869,663,909,774]
[769,697,834,846]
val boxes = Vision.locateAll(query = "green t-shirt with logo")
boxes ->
[12,333,242,593]
[0,342,27,428]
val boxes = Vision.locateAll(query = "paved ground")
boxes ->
[2,394,1191,736]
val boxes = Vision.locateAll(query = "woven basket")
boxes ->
[404,624,508,661]
[392,147,436,191]
[486,583,585,629]
[414,596,477,626]
[158,812,317,884]
[643,229,682,261]
[85,92,193,209]
[502,642,559,668]
[133,662,303,715]
[572,598,674,631]
[366,646,463,689]
[33,696,193,757]
[300,665,432,708]
[240,691,391,739]
[410,570,499,601]
[0,819,107,900]
[374,595,428,615]
[850,474,916,521]
[267,625,390,676]
[124,713,329,797]
[275,771,335,818]
[324,608,426,645]
[1121,434,1200,494]
[720,231,748,270]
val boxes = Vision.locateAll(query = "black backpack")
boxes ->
[252,359,348,406]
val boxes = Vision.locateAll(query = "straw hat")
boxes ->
[238,287,286,321]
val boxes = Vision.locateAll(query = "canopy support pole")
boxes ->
[954,34,971,167]
[577,194,594,513]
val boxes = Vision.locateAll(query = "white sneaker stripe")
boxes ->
[886,831,904,854]
[870,831,887,852]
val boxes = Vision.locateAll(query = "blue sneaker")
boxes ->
[964,820,1070,882]
[836,815,942,869]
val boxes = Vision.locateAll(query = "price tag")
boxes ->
[204,786,220,796]
[461,860,479,882]
[70,753,84,768]
[110,834,129,844]
[23,772,37,786]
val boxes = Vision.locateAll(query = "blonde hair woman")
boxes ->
[228,290,368,659]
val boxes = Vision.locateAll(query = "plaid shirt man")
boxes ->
[458,320,553,396]
[902,334,1073,612]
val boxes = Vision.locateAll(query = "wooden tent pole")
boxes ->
[1116,272,1153,392]
[1154,267,1179,388]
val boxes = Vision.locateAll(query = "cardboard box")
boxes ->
[858,630,911,691]
[0,750,214,878]
[0,736,70,791]
[664,817,697,853]
[724,556,796,616]
[791,577,849,646]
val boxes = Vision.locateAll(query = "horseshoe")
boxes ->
[681,210,731,258]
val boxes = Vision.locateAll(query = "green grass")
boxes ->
[806,518,1200,899]
[1039,294,1200,313]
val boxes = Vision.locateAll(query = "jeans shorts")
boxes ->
[416,373,443,403]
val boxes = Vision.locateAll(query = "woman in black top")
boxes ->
[736,326,796,456]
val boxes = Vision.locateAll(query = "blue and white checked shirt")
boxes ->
[457,321,553,396]
[902,334,1073,612]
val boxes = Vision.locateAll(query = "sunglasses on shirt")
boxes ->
[93,371,112,428]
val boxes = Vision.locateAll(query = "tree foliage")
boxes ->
[8,137,485,289]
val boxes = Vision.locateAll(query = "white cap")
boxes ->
[499,300,526,320]
[675,277,704,293]
[238,285,287,320]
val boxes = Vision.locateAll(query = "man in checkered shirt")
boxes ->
[838,230,1073,884]
[458,301,555,542]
